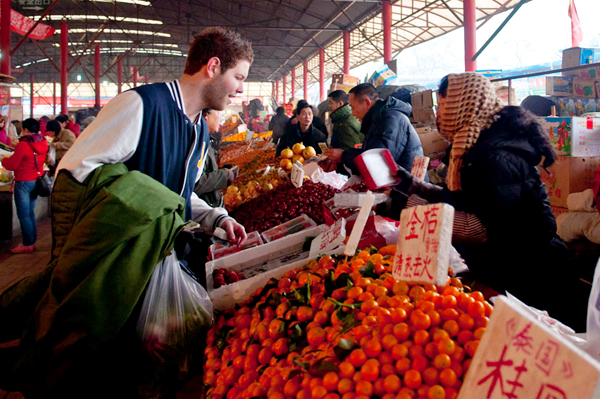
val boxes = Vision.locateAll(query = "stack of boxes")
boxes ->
[410,90,450,161]
[410,90,436,124]
[329,74,359,94]
[546,47,600,117]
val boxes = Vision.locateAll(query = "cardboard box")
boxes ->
[578,65,600,80]
[575,98,598,115]
[418,128,450,158]
[550,205,569,219]
[572,117,600,156]
[539,156,600,207]
[328,82,354,94]
[411,90,435,109]
[546,76,574,96]
[573,77,597,98]
[331,73,359,86]
[562,47,595,75]
[537,117,572,156]
[552,96,576,117]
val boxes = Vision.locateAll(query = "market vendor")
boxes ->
[275,100,327,156]
[393,72,587,331]
[324,83,424,174]
[194,109,238,208]
[57,27,250,245]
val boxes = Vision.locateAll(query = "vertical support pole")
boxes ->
[60,22,68,116]
[272,81,275,104]
[291,68,296,99]
[1,0,11,75]
[343,30,350,74]
[464,0,477,72]
[144,75,149,85]
[133,67,138,88]
[117,58,122,94]
[382,0,392,64]
[283,74,287,105]
[275,80,279,106]
[303,60,308,100]
[94,44,101,108]
[319,48,325,102]
[53,80,56,115]
[30,73,34,118]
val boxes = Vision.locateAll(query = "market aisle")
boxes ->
[0,217,51,399]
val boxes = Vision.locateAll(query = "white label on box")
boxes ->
[310,218,346,258]
[458,296,600,399]
[572,117,600,157]
[392,203,454,286]
[291,161,304,188]
[411,156,430,181]
[344,191,375,256]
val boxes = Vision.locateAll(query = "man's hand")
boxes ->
[221,219,247,247]
[324,148,344,163]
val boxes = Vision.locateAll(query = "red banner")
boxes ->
[0,5,54,40]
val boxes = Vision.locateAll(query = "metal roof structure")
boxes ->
[10,0,524,89]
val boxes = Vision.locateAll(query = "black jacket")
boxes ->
[451,107,585,330]
[342,96,423,173]
[276,124,327,157]
[268,113,289,145]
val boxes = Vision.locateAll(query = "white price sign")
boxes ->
[411,156,430,181]
[291,161,304,188]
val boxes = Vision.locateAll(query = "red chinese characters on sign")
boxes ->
[512,324,534,355]
[477,345,529,399]
[535,340,560,377]
[410,156,430,181]
[536,383,567,399]
[0,5,55,40]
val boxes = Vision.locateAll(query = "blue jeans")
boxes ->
[14,180,38,246]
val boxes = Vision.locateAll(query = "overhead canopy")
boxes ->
[11,0,524,89]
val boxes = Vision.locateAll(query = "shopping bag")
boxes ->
[46,145,56,166]
[586,257,600,361]
[136,253,213,396]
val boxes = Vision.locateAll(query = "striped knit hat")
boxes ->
[437,73,504,191]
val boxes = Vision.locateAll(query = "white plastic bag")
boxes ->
[137,253,213,394]
[586,258,600,360]
[311,169,348,190]
[46,145,56,166]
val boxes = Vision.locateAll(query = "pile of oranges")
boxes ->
[203,245,492,399]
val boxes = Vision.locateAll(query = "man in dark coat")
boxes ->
[325,83,424,174]
[268,106,289,145]
[276,100,327,156]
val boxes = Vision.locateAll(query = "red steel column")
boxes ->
[283,75,287,104]
[291,68,296,99]
[133,67,138,88]
[272,81,275,103]
[144,75,149,85]
[117,58,122,94]
[343,30,350,74]
[464,0,477,72]
[319,48,325,102]
[30,73,34,118]
[60,22,68,115]
[94,44,101,108]
[1,0,11,75]
[303,60,308,100]
[382,0,392,63]
[275,80,279,105]
[53,80,56,114]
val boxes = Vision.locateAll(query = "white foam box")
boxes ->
[205,225,345,310]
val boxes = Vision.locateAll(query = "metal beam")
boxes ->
[68,23,108,72]
[11,0,60,55]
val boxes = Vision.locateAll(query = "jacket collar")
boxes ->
[165,80,201,125]
[330,104,351,123]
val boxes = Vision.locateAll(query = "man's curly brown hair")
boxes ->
[184,27,254,75]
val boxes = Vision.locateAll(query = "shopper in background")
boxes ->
[194,109,238,208]
[0,115,12,147]
[268,106,289,145]
[392,72,586,331]
[1,118,48,254]
[45,119,76,166]
[38,116,50,137]
[276,100,327,156]
[55,114,81,137]
[324,83,423,173]
[327,90,363,150]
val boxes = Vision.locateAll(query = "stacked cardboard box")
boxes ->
[414,126,450,161]
[411,90,436,124]
[328,74,359,94]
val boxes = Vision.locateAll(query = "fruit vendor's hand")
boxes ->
[324,148,343,163]
[221,219,248,246]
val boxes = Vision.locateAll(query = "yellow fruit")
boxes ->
[281,148,294,159]
[292,143,306,155]
[280,158,293,170]
[292,155,305,164]
[226,185,239,195]
[303,146,316,159]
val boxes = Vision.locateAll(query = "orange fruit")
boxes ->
[395,358,412,376]
[439,368,457,388]
[412,355,429,373]
[323,372,340,392]
[467,301,485,318]
[394,323,411,341]
[364,338,383,358]
[382,334,399,351]
[312,385,328,399]
[355,380,373,396]
[391,344,409,360]
[307,327,327,347]
[410,310,431,330]
[383,374,401,394]
[360,359,380,382]
[414,330,430,346]
[348,349,368,367]
[427,385,446,399]
[422,367,439,386]
[437,338,456,355]
[403,370,422,390]
[433,353,452,370]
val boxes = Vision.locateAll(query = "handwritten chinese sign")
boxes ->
[458,296,600,399]
[310,218,346,257]
[392,203,454,286]
[411,156,430,181]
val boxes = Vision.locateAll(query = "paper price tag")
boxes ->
[318,142,328,153]
[392,203,454,286]
[410,156,430,181]
[344,191,375,256]
[310,218,346,257]
[458,295,600,399]
[291,161,304,188]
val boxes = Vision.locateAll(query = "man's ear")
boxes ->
[205,57,221,78]
[337,101,344,109]
[364,97,372,108]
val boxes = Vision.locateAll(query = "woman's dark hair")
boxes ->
[22,118,40,134]
[202,109,212,118]
[438,75,449,98]
[490,106,556,168]
[46,120,61,135]
[275,106,285,115]
[55,114,69,124]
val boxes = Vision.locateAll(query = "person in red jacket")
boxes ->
[55,114,81,138]
[1,118,48,253]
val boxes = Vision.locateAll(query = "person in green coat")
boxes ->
[194,109,238,208]
[328,90,363,150]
